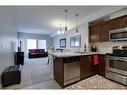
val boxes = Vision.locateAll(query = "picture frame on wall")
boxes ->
[60,38,66,48]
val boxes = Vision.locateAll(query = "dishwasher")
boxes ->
[63,56,80,86]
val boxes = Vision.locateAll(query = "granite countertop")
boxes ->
[48,51,105,57]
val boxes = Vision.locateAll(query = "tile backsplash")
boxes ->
[89,41,127,54]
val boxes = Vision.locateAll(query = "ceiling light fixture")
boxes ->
[64,9,68,33]
[76,14,78,34]
[57,24,62,35]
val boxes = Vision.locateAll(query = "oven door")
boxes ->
[106,56,127,76]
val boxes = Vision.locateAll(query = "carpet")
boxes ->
[4,57,53,89]
[65,75,126,89]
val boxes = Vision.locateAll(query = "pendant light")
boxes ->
[76,14,78,34]
[57,24,62,35]
[64,9,68,32]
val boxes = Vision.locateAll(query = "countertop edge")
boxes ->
[48,52,106,58]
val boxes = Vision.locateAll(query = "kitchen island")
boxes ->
[49,52,105,88]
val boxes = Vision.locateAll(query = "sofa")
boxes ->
[28,49,48,58]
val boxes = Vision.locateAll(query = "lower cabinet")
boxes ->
[54,54,106,88]
[80,55,97,80]
[80,54,106,80]
[98,55,105,76]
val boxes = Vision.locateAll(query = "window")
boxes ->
[27,39,37,51]
[38,40,46,51]
[70,35,81,47]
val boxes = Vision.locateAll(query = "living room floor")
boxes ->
[3,57,61,89]
[2,57,126,89]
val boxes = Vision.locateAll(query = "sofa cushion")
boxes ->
[39,49,45,54]
[29,49,36,53]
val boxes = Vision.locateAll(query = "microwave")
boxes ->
[109,28,127,41]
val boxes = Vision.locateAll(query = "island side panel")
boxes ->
[54,57,64,87]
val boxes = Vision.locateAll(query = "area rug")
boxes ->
[65,75,126,89]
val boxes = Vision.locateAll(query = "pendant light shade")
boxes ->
[65,9,68,32]
[57,30,61,34]
[57,24,62,35]
[76,14,78,34]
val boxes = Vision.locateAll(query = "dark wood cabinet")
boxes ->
[109,17,124,30]
[89,25,100,43]
[80,54,106,80]
[89,15,127,43]
[109,15,127,29]
[80,55,96,80]
[99,21,110,42]
[54,54,106,88]
[54,57,64,87]
[123,16,127,27]
[98,55,105,76]
[89,21,110,42]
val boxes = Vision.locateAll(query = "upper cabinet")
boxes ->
[109,17,124,30]
[123,16,127,27]
[89,15,127,43]
[99,21,110,42]
[89,21,110,43]
[89,24,100,43]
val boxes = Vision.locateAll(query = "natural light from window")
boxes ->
[27,39,37,51]
[38,40,46,51]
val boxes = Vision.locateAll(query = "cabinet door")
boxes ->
[89,26,92,43]
[109,17,124,30]
[89,25,100,43]
[98,55,105,76]
[80,56,95,80]
[123,16,127,27]
[100,21,110,42]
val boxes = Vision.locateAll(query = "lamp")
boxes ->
[57,30,61,35]
[76,14,78,34]
[64,9,68,32]
[57,24,62,35]
[57,10,68,35]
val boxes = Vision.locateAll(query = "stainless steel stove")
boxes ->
[106,46,127,85]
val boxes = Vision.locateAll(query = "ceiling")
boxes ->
[8,6,124,36]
